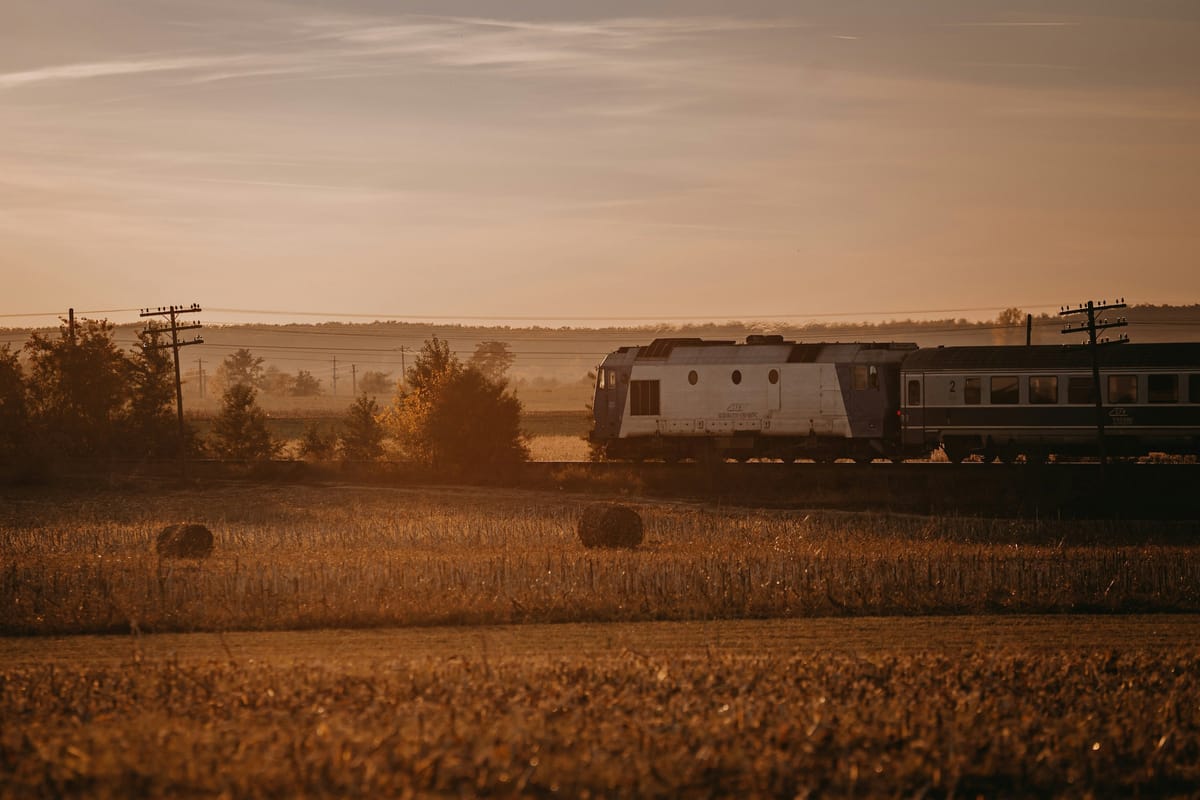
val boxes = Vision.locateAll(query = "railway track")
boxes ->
[522,460,1200,520]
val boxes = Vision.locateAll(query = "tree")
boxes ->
[994,307,1026,345]
[997,308,1025,327]
[386,337,527,476]
[468,340,516,382]
[358,370,392,395]
[261,365,295,397]
[422,367,528,475]
[215,348,265,391]
[339,394,384,461]
[24,317,130,457]
[291,369,323,397]
[208,383,276,460]
[406,336,456,394]
[121,326,188,458]
[298,421,336,461]
[0,345,28,464]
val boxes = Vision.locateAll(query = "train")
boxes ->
[589,336,1200,462]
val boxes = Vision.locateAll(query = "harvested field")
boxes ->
[2,485,1199,635]
[2,619,1198,797]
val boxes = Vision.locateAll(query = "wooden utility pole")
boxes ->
[332,356,338,396]
[351,363,357,396]
[1060,298,1127,466]
[140,304,203,471]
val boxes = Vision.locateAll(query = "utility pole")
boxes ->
[68,308,76,345]
[332,356,338,396]
[351,363,357,396]
[140,304,203,472]
[1060,298,1128,466]
[398,346,408,390]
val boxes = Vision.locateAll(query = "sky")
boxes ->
[2,0,1199,328]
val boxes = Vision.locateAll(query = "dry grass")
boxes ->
[2,485,1198,635]
[527,434,591,462]
[2,648,1197,796]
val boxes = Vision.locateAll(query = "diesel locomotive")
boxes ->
[590,336,1200,462]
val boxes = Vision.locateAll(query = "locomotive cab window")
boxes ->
[853,365,878,390]
[990,376,1019,405]
[629,380,660,416]
[1108,375,1137,404]
[1028,376,1058,405]
[907,379,921,405]
[964,377,981,405]
[1148,374,1179,403]
[1068,376,1096,404]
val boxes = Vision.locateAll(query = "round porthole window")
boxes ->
[731,370,742,385]
[688,370,698,385]
[769,369,779,384]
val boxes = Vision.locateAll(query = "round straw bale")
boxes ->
[156,523,215,559]
[578,503,644,549]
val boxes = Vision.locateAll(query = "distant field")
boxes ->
[3,619,1197,796]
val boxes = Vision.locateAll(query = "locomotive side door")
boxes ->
[767,368,781,411]
[849,362,883,437]
[903,372,925,447]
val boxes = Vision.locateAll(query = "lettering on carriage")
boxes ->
[1108,407,1133,426]
[719,402,760,420]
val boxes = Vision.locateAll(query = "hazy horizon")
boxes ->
[3,1,1199,329]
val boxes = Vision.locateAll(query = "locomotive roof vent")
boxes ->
[746,334,789,345]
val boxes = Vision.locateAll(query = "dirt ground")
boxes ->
[5,615,1197,669]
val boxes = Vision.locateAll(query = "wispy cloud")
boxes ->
[0,15,791,93]
[0,55,242,89]
[940,21,1081,27]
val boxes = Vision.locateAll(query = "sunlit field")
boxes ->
[3,485,1198,636]
[4,484,1199,795]
[3,643,1197,796]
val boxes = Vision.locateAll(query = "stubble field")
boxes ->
[2,483,1199,796]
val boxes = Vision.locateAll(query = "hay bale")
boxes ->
[578,504,644,549]
[156,523,214,559]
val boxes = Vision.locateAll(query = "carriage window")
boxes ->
[768,369,779,385]
[907,379,922,405]
[598,370,606,389]
[688,370,698,386]
[1028,376,1058,405]
[731,370,742,385]
[1192,374,1200,403]
[853,365,869,390]
[629,380,660,415]
[869,365,878,389]
[964,377,981,405]
[990,376,1019,404]
[1068,376,1096,404]
[1148,374,1179,403]
[1108,375,1137,404]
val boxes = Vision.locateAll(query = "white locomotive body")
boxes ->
[591,336,917,462]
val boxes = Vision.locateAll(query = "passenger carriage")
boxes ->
[901,344,1200,462]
